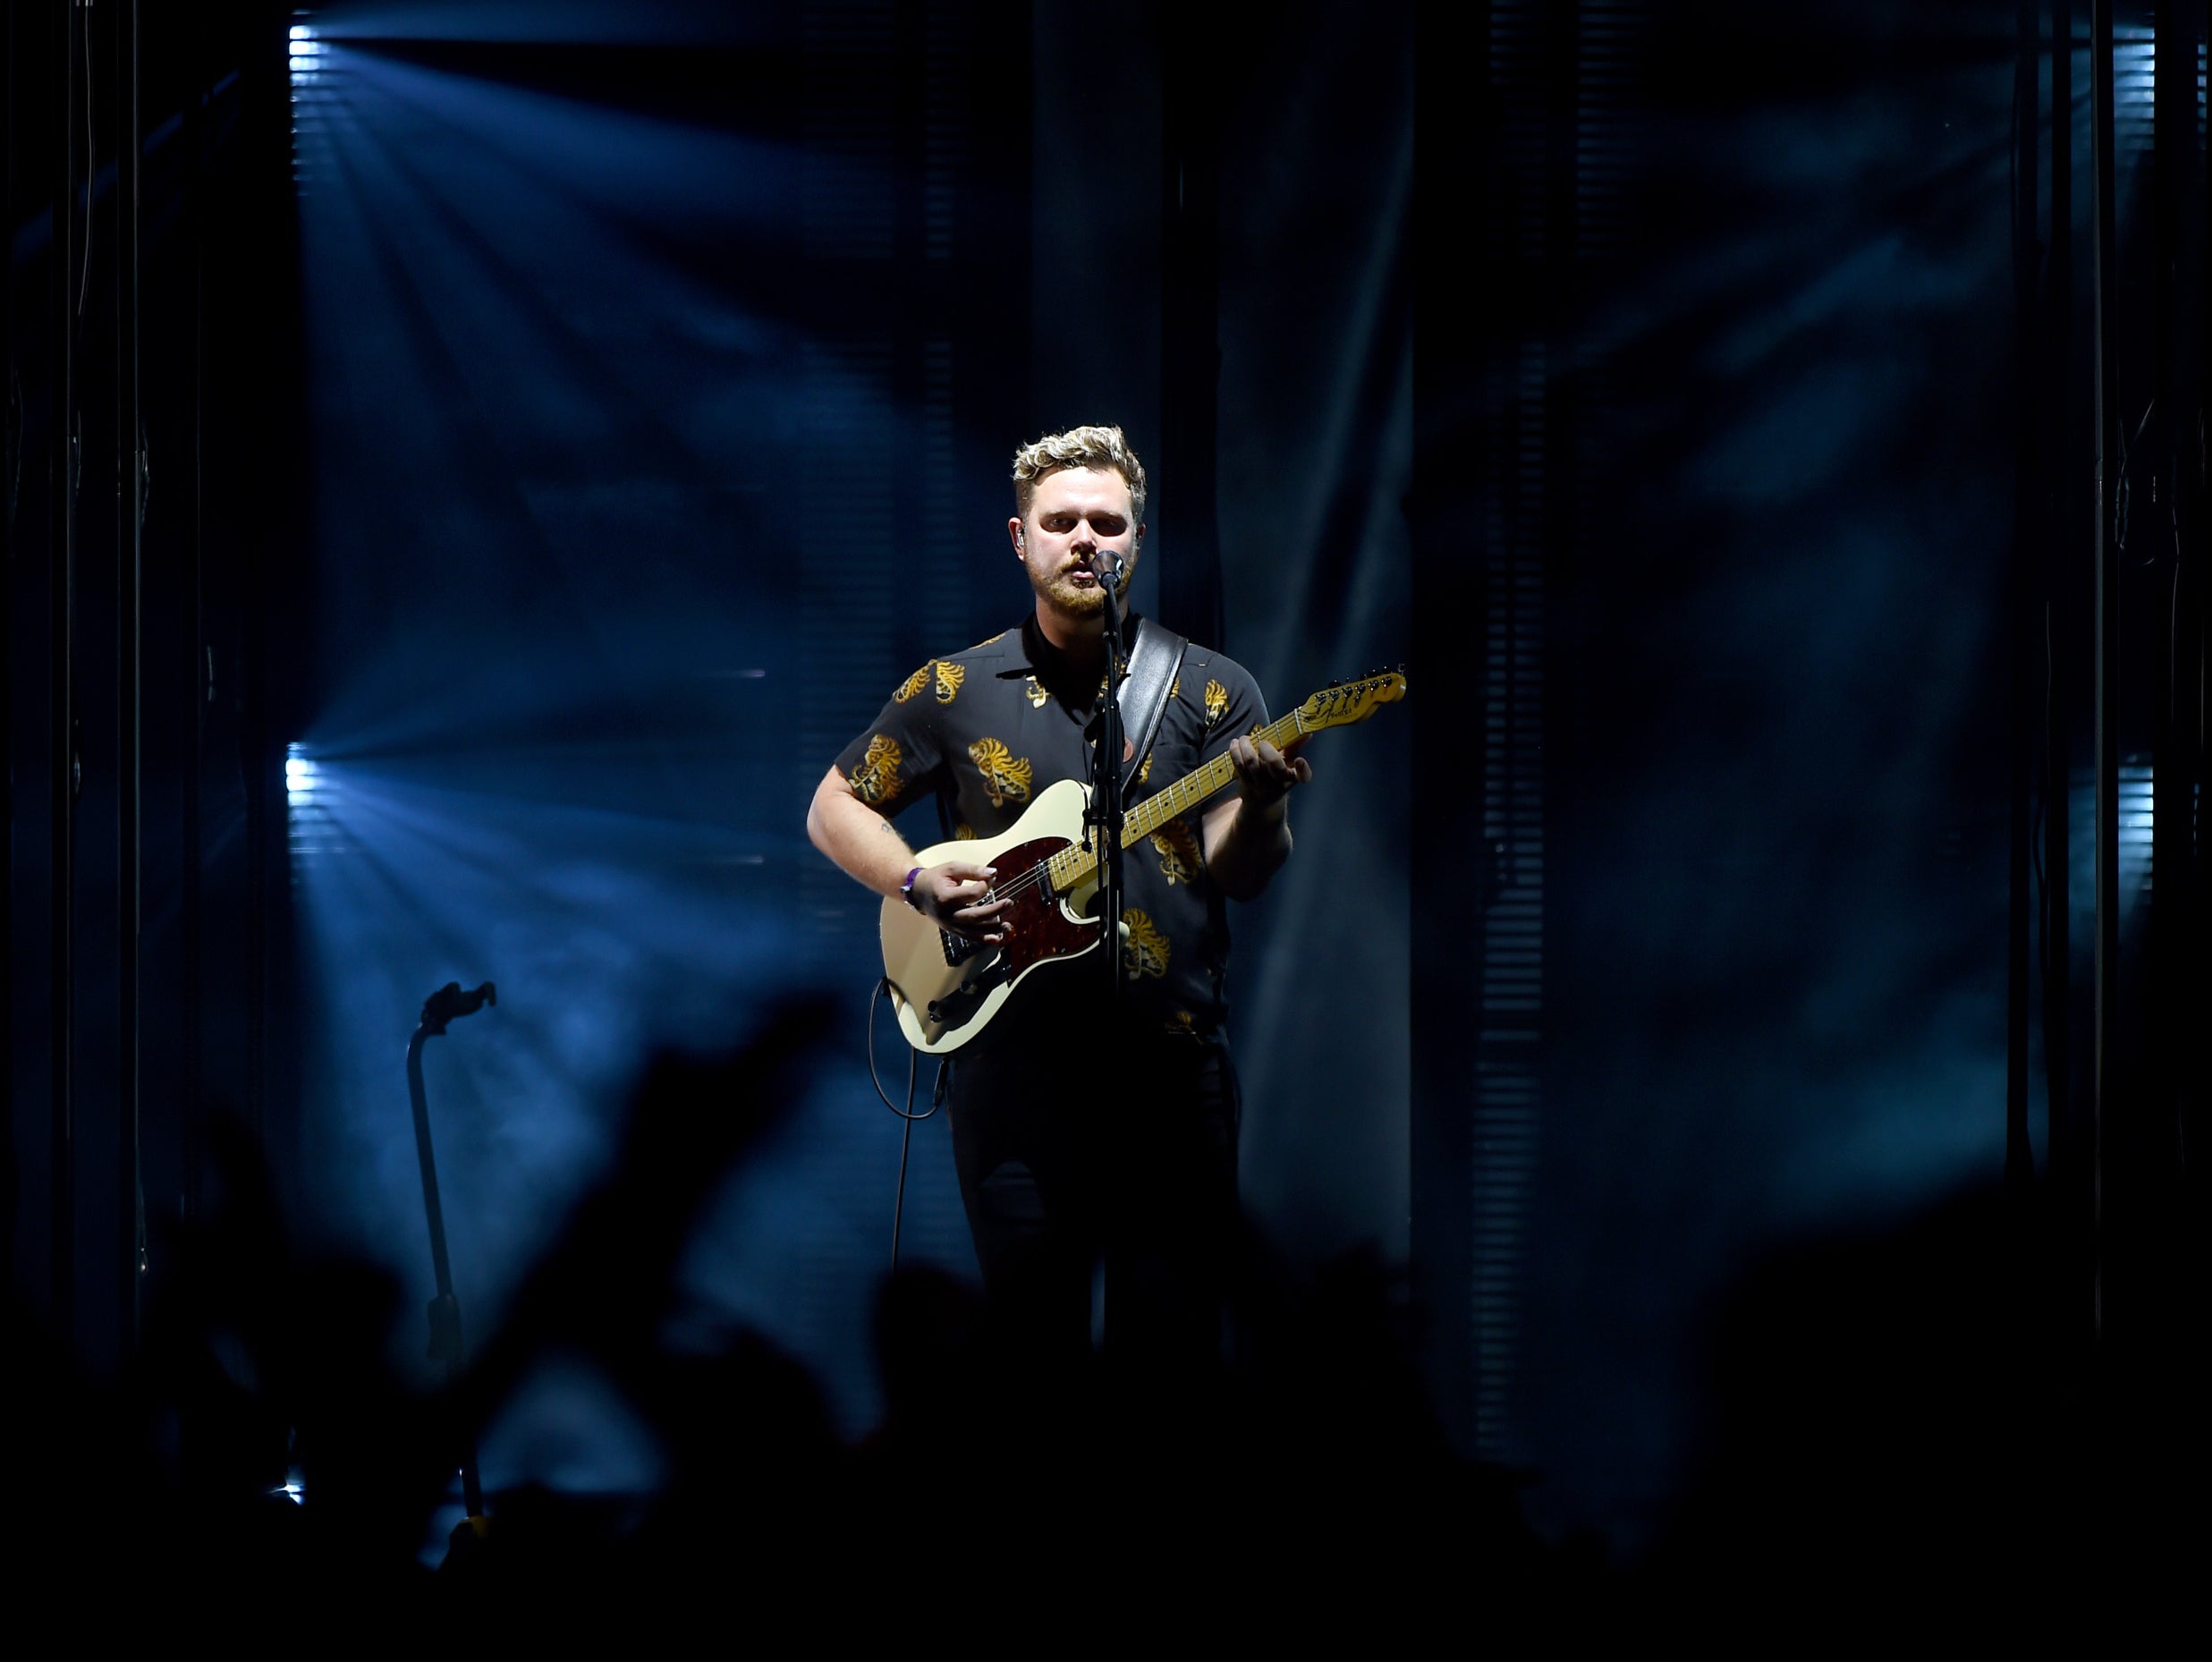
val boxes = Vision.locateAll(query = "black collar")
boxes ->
[1010,613,1137,707]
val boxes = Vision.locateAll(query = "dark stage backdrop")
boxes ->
[1477,0,2029,1543]
[285,0,1029,1482]
[273,0,1413,1497]
[5,0,2071,1559]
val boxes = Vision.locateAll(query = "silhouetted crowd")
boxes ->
[2,1000,2202,1634]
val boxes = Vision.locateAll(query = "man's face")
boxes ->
[1009,466,1142,619]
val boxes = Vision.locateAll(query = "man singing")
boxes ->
[806,424,1308,1400]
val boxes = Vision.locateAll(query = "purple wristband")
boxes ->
[902,866,925,911]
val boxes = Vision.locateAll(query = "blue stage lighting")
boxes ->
[2119,760,2155,900]
[285,745,320,804]
[290,19,325,101]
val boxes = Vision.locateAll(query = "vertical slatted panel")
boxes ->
[287,13,333,191]
[2071,758,2156,915]
[922,5,964,265]
[1472,310,1544,1463]
[920,332,961,645]
[2118,19,2157,170]
[798,336,897,920]
[798,0,976,958]
[801,2,896,264]
[2120,759,2154,893]
[794,10,914,1378]
[2078,14,2166,938]
[1478,0,1547,1468]
[1476,0,1642,1465]
[798,0,903,964]
[914,1,974,666]
[792,0,982,1336]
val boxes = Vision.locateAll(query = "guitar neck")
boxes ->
[1045,707,1308,890]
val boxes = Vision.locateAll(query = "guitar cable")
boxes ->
[867,977,946,1273]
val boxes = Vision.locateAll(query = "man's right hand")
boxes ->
[912,860,1013,945]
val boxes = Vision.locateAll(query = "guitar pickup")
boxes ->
[928,954,1010,1029]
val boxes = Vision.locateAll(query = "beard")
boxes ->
[1035,563,1114,615]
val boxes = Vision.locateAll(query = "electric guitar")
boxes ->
[879,669,1408,1054]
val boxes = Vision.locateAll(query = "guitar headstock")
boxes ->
[1297,667,1409,732]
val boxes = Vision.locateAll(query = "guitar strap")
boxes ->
[1116,615,1189,793]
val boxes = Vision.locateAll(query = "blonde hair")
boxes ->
[1011,425,1148,526]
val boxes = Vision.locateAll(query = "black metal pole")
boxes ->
[2007,0,2041,1198]
[405,980,496,1519]
[49,0,82,1342]
[2148,0,2198,1230]
[179,6,210,1228]
[242,12,282,1159]
[2089,0,2118,1350]
[0,0,14,1258]
[115,0,143,1358]
[2044,0,2075,1236]
[406,1032,462,1321]
[2192,0,2212,1216]
[406,1025,484,1519]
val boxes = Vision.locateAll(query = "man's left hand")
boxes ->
[1227,734,1312,812]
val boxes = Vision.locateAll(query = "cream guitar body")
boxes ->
[880,778,1105,1054]
[877,670,1408,1056]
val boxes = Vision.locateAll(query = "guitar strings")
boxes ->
[961,706,1318,911]
[946,686,1368,915]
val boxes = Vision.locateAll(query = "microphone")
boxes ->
[1089,547,1126,587]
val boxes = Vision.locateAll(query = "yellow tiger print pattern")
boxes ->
[892,664,931,703]
[1150,818,1203,886]
[1137,752,1153,786]
[967,737,1033,807]
[1024,675,1050,708]
[1203,679,1229,726]
[849,735,903,805]
[934,661,965,703]
[1122,910,1171,979]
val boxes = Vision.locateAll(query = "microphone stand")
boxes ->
[405,979,496,1521]
[1089,562,1130,1015]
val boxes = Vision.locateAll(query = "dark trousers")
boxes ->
[945,1000,1240,1411]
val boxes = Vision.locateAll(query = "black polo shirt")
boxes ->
[833,614,1270,1034]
